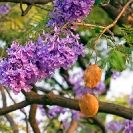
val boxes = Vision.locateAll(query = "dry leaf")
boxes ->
[84,64,102,88]
[79,93,99,117]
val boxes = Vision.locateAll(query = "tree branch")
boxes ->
[29,104,40,133]
[0,91,133,120]
[28,86,40,133]
[0,100,31,115]
[90,116,106,133]
[0,0,53,4]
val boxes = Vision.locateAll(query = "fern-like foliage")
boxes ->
[0,3,52,45]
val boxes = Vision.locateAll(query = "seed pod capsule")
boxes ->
[79,93,99,117]
[84,64,102,88]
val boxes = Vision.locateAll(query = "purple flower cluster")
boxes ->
[0,27,84,94]
[124,119,133,133]
[38,105,67,118]
[106,119,133,133]
[0,41,49,94]
[72,110,80,120]
[94,81,105,94]
[62,118,70,128]
[112,70,121,79]
[47,0,95,27]
[42,27,85,70]
[107,121,122,132]
[38,105,46,116]
[0,3,11,15]
[0,0,92,94]
[48,106,66,118]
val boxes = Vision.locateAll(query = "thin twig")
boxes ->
[5,88,29,133]
[28,86,41,133]
[20,0,24,14]
[33,4,52,11]
[43,117,55,132]
[94,0,133,49]
[21,4,33,16]
[73,22,105,29]
[0,85,19,133]
[90,0,133,63]
[0,48,5,58]
[20,0,34,16]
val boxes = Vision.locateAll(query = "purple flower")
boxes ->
[0,1,86,95]
[112,70,121,79]
[38,104,46,116]
[36,120,43,125]
[0,41,50,94]
[107,121,122,132]
[94,81,106,94]
[42,27,85,70]
[72,110,80,120]
[47,0,95,27]
[0,28,85,94]
[62,118,70,129]
[0,3,11,15]
[48,106,63,118]
[123,119,133,133]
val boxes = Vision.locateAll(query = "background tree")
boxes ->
[0,0,133,133]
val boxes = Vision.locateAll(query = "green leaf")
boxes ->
[94,27,102,33]
[116,45,133,55]
[95,0,104,4]
[97,58,107,69]
[95,0,110,5]
[109,50,126,72]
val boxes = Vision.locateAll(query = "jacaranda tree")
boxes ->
[0,0,133,132]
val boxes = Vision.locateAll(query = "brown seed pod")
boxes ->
[79,93,99,117]
[84,64,102,88]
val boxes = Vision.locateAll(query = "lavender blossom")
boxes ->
[107,121,122,132]
[36,120,43,125]
[47,0,95,27]
[62,118,70,129]
[72,110,80,120]
[48,106,66,118]
[0,41,51,94]
[94,81,106,94]
[0,28,84,94]
[124,119,133,133]
[112,70,121,79]
[0,3,11,15]
[38,105,46,116]
[42,27,85,70]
